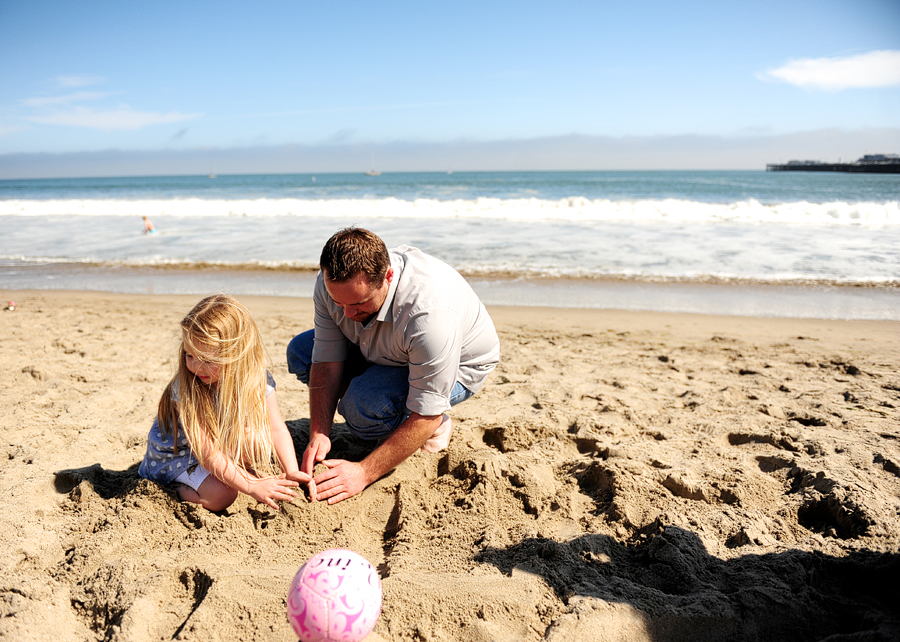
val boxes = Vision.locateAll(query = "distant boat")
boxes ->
[207,173,217,179]
[365,152,381,176]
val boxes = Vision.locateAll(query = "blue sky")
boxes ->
[1,0,899,175]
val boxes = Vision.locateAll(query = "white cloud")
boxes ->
[25,106,202,130]
[56,75,106,88]
[0,121,26,138]
[22,91,117,107]
[757,50,900,90]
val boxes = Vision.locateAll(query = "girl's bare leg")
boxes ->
[178,476,239,511]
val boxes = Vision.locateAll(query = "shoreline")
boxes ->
[4,287,899,332]
[6,257,900,287]
[3,263,899,320]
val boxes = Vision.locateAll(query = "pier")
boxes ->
[767,154,900,174]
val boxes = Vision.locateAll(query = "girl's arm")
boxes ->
[266,390,309,483]
[191,424,299,510]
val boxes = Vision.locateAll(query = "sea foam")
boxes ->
[1,197,897,226]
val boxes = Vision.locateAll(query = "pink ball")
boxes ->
[287,548,382,642]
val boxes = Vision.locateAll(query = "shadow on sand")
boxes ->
[478,522,899,642]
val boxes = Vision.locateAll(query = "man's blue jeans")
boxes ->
[286,330,474,441]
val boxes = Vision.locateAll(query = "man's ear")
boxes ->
[385,267,394,284]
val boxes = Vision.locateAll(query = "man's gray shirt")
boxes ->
[312,245,500,416]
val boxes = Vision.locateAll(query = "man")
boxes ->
[287,227,500,504]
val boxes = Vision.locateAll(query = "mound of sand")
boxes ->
[1,291,898,641]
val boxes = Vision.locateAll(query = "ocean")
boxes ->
[1,171,898,319]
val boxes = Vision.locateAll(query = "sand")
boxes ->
[1,290,898,642]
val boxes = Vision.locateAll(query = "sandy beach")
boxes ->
[1,289,898,642]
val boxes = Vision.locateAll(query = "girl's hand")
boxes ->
[285,469,312,484]
[248,474,299,510]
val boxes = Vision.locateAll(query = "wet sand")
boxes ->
[3,262,899,320]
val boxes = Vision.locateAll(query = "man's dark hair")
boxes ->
[319,227,391,285]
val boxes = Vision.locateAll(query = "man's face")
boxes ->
[324,269,393,324]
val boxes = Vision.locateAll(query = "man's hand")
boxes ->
[306,412,443,505]
[247,474,299,510]
[311,459,371,504]
[302,432,332,500]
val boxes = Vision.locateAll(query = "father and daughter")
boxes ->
[138,229,500,511]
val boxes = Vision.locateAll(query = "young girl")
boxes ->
[139,294,308,511]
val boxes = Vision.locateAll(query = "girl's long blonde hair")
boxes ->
[158,294,280,478]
